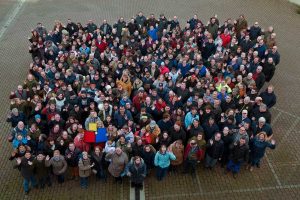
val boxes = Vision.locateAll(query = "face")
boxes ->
[116,148,122,155]
[215,134,221,141]
[69,144,75,151]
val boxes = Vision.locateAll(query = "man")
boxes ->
[135,12,146,29]
[205,133,224,169]
[169,121,187,144]
[252,66,265,91]
[157,113,173,133]
[16,151,37,194]
[203,117,219,141]
[114,105,133,129]
[66,19,78,36]
[9,121,28,142]
[266,46,280,66]
[253,117,273,139]
[259,85,277,109]
[45,150,68,184]
[6,108,26,128]
[99,19,112,36]
[65,143,82,180]
[262,57,276,82]
[226,137,249,178]
[232,126,249,145]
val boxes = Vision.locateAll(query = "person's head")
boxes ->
[68,143,75,151]
[239,126,246,134]
[145,145,151,152]
[223,126,229,135]
[259,103,267,112]
[242,110,248,117]
[209,117,215,125]
[258,117,266,125]
[174,121,181,131]
[134,156,141,165]
[53,149,61,157]
[191,107,197,115]
[190,139,197,146]
[37,152,45,161]
[25,151,31,159]
[162,131,169,139]
[159,145,167,153]
[17,121,25,130]
[239,137,246,145]
[196,133,203,140]
[11,108,19,116]
[115,147,122,155]
[214,132,221,141]
[267,85,274,93]
[258,132,267,141]
[82,151,88,159]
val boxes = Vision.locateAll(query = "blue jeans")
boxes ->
[156,166,169,181]
[80,177,88,188]
[23,176,37,192]
[205,154,218,168]
[57,174,64,183]
[227,160,241,174]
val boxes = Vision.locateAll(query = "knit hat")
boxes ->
[149,120,156,128]
[35,114,41,120]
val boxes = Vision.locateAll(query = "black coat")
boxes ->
[19,157,35,179]
[255,73,266,90]
[260,91,276,108]
[169,128,187,144]
[263,63,275,82]
[206,140,224,159]
[229,143,249,163]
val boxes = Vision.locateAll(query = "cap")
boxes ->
[159,83,163,87]
[149,120,156,128]
[35,114,41,120]
[161,62,165,66]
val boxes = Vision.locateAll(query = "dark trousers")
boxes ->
[38,175,51,188]
[227,160,241,174]
[57,174,64,183]
[184,159,197,174]
[80,177,88,188]
[156,166,169,181]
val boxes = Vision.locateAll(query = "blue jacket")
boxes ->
[250,138,275,158]
[147,28,158,41]
[184,112,200,129]
[154,151,176,168]
[178,63,191,77]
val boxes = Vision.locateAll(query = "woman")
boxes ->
[78,151,94,188]
[91,146,107,181]
[105,147,128,184]
[116,72,132,96]
[154,145,176,181]
[249,132,276,171]
[168,140,184,172]
[124,156,147,190]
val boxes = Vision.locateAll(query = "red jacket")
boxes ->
[132,94,147,112]
[95,40,107,53]
[159,66,170,75]
[184,143,204,161]
[220,33,231,48]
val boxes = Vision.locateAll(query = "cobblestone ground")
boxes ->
[0,0,299,199]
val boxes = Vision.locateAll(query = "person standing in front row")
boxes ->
[205,133,224,169]
[154,145,176,181]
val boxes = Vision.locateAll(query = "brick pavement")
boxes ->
[0,0,299,199]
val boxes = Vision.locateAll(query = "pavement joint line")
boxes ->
[272,106,300,119]
[195,169,203,193]
[279,118,300,144]
[149,184,300,199]
[0,0,26,41]
[270,111,282,125]
[265,154,282,186]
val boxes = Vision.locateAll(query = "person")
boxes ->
[15,151,37,194]
[90,146,107,181]
[225,137,249,178]
[183,139,204,175]
[205,133,224,169]
[78,151,94,188]
[45,150,68,183]
[65,142,81,180]
[33,152,52,189]
[105,147,128,184]
[259,85,276,109]
[248,132,276,171]
[168,140,184,172]
[124,156,147,190]
[154,145,176,181]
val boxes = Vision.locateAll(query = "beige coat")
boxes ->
[78,157,92,178]
[106,152,128,177]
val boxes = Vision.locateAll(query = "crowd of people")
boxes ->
[7,12,279,194]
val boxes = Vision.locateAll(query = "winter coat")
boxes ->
[78,157,92,178]
[260,91,276,108]
[33,159,50,179]
[168,142,184,166]
[18,157,35,179]
[106,152,128,177]
[141,149,156,168]
[184,112,200,129]
[65,148,82,167]
[169,128,187,144]
[229,143,249,163]
[45,155,68,175]
[202,123,219,141]
[154,151,176,168]
[124,158,147,184]
[250,138,275,159]
[206,139,224,159]
[184,143,204,161]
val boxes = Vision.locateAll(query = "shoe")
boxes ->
[233,173,238,179]
[250,167,253,172]
[256,163,260,168]
[25,189,30,195]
